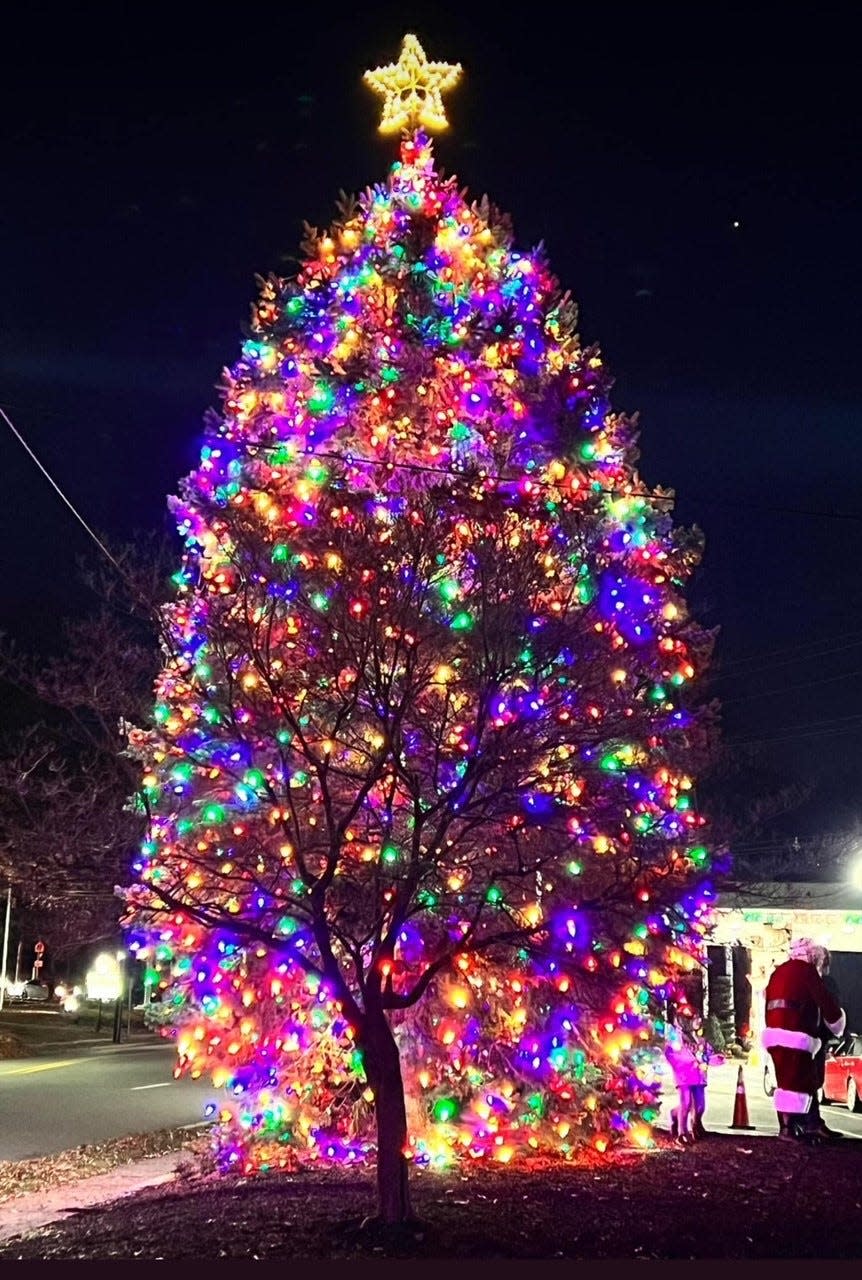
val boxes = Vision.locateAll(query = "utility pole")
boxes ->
[126,970,134,1037]
[0,886,11,1014]
[112,950,126,1044]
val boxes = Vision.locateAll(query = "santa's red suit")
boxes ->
[762,942,846,1117]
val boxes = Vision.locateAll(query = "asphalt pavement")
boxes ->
[3,1020,861,1164]
[0,1042,213,1161]
[662,1059,862,1140]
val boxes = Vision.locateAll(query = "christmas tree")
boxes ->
[125,35,715,1223]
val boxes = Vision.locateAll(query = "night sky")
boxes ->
[1,4,860,845]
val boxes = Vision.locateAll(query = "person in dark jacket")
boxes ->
[808,954,845,1140]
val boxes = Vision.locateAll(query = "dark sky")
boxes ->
[1,3,860,843]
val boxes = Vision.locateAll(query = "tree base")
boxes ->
[359,1213,425,1232]
[333,1213,429,1252]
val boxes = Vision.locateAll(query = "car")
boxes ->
[20,981,51,1002]
[823,1033,862,1112]
[6,980,51,1002]
[763,1054,777,1097]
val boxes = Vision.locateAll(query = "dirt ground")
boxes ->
[0,1131,860,1260]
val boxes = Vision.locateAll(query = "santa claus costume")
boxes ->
[762,938,846,1141]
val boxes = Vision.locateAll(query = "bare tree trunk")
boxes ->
[362,1013,413,1224]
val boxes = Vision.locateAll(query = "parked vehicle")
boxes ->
[823,1033,862,1112]
[763,1054,777,1097]
[6,980,52,1002]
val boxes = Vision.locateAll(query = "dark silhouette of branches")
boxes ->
[0,537,171,952]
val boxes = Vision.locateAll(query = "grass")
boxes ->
[0,1006,156,1056]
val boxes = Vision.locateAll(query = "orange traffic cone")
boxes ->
[729,1064,755,1129]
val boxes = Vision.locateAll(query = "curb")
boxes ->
[1,1035,164,1058]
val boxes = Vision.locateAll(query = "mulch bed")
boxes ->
[1,1131,861,1259]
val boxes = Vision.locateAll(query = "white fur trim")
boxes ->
[825,1009,846,1037]
[762,1027,820,1055]
[774,1088,812,1114]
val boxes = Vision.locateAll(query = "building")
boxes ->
[708,882,862,1048]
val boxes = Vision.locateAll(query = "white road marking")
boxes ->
[129,1081,172,1090]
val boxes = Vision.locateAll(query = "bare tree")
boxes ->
[0,540,169,955]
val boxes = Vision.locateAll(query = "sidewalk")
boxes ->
[0,1152,181,1244]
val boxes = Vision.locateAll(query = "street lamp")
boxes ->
[85,952,123,1002]
[86,952,123,1036]
[849,856,862,893]
[113,950,127,1044]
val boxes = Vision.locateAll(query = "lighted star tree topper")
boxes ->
[364,33,461,133]
[124,35,717,1224]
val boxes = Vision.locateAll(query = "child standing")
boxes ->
[664,1012,723,1144]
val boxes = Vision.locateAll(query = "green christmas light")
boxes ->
[432,1097,460,1124]
[308,383,335,415]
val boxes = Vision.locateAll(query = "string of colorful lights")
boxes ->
[124,113,716,1179]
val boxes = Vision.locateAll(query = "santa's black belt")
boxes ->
[767,999,802,1010]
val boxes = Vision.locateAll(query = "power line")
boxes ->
[0,404,123,576]
[731,709,862,734]
[720,667,862,704]
[268,443,679,507]
[5,402,862,687]
[730,727,862,748]
[251,440,862,522]
[5,401,861,531]
[684,495,862,522]
[0,403,185,662]
[715,628,862,673]
[729,712,862,747]
[714,637,862,681]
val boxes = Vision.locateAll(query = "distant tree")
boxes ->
[0,540,168,954]
[698,742,813,883]
[695,742,815,1040]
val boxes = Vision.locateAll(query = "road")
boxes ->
[661,1059,862,1140]
[0,1043,213,1161]
[2,1028,860,1162]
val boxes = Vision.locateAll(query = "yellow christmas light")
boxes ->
[364,34,461,134]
